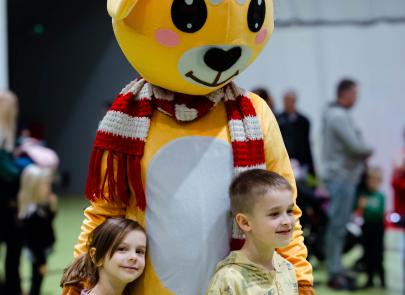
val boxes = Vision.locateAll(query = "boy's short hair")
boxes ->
[230,169,292,215]
[367,166,383,179]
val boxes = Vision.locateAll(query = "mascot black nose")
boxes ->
[203,47,242,72]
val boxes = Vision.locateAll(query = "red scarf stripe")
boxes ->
[224,100,243,121]
[152,98,175,114]
[94,132,146,155]
[110,96,153,118]
[239,95,258,117]
[231,140,266,167]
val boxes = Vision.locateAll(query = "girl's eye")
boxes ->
[136,249,146,255]
[287,209,294,215]
[268,212,279,217]
[117,246,127,252]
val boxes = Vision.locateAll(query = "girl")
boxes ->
[18,164,57,295]
[0,89,22,295]
[61,218,147,295]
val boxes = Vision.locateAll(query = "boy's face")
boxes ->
[243,189,296,249]
[367,171,382,192]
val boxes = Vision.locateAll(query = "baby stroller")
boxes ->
[291,159,328,262]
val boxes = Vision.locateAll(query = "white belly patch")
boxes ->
[146,136,233,295]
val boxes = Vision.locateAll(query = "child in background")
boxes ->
[357,166,385,288]
[206,169,298,295]
[60,218,147,295]
[17,164,57,295]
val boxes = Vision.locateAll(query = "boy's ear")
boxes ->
[235,213,251,233]
[107,0,138,20]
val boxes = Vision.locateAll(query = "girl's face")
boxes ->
[99,229,147,286]
[37,178,51,201]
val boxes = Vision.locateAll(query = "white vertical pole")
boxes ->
[0,0,8,89]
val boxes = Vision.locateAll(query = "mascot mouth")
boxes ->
[185,70,240,87]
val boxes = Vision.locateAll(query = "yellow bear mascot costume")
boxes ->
[71,0,314,294]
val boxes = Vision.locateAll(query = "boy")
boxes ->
[357,166,385,288]
[206,169,298,294]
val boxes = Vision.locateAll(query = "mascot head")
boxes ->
[108,0,274,95]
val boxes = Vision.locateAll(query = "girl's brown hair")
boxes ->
[60,218,146,293]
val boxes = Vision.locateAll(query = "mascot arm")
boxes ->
[74,151,127,256]
[250,93,315,294]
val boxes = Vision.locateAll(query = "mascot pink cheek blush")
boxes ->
[155,29,180,47]
[255,29,268,45]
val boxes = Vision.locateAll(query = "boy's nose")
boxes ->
[203,46,242,72]
[281,214,292,225]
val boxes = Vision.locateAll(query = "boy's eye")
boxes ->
[268,212,279,217]
[171,0,207,33]
[287,209,294,215]
[247,0,266,33]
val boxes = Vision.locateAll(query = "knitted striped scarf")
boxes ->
[85,78,266,249]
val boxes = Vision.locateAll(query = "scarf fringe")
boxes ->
[85,148,103,202]
[128,155,146,211]
[85,148,143,208]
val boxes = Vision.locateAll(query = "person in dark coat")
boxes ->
[276,90,315,176]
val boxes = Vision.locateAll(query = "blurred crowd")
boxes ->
[0,90,59,295]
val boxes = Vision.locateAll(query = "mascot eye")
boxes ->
[247,0,266,32]
[171,0,207,33]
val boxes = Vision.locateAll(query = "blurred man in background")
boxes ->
[321,79,373,290]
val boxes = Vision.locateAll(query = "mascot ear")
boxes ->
[107,0,138,20]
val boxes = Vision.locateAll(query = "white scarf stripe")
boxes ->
[152,86,174,101]
[224,86,237,101]
[138,82,153,100]
[243,116,264,140]
[175,104,198,121]
[120,79,145,95]
[99,111,150,140]
[234,164,267,174]
[228,119,247,142]
[207,88,225,104]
